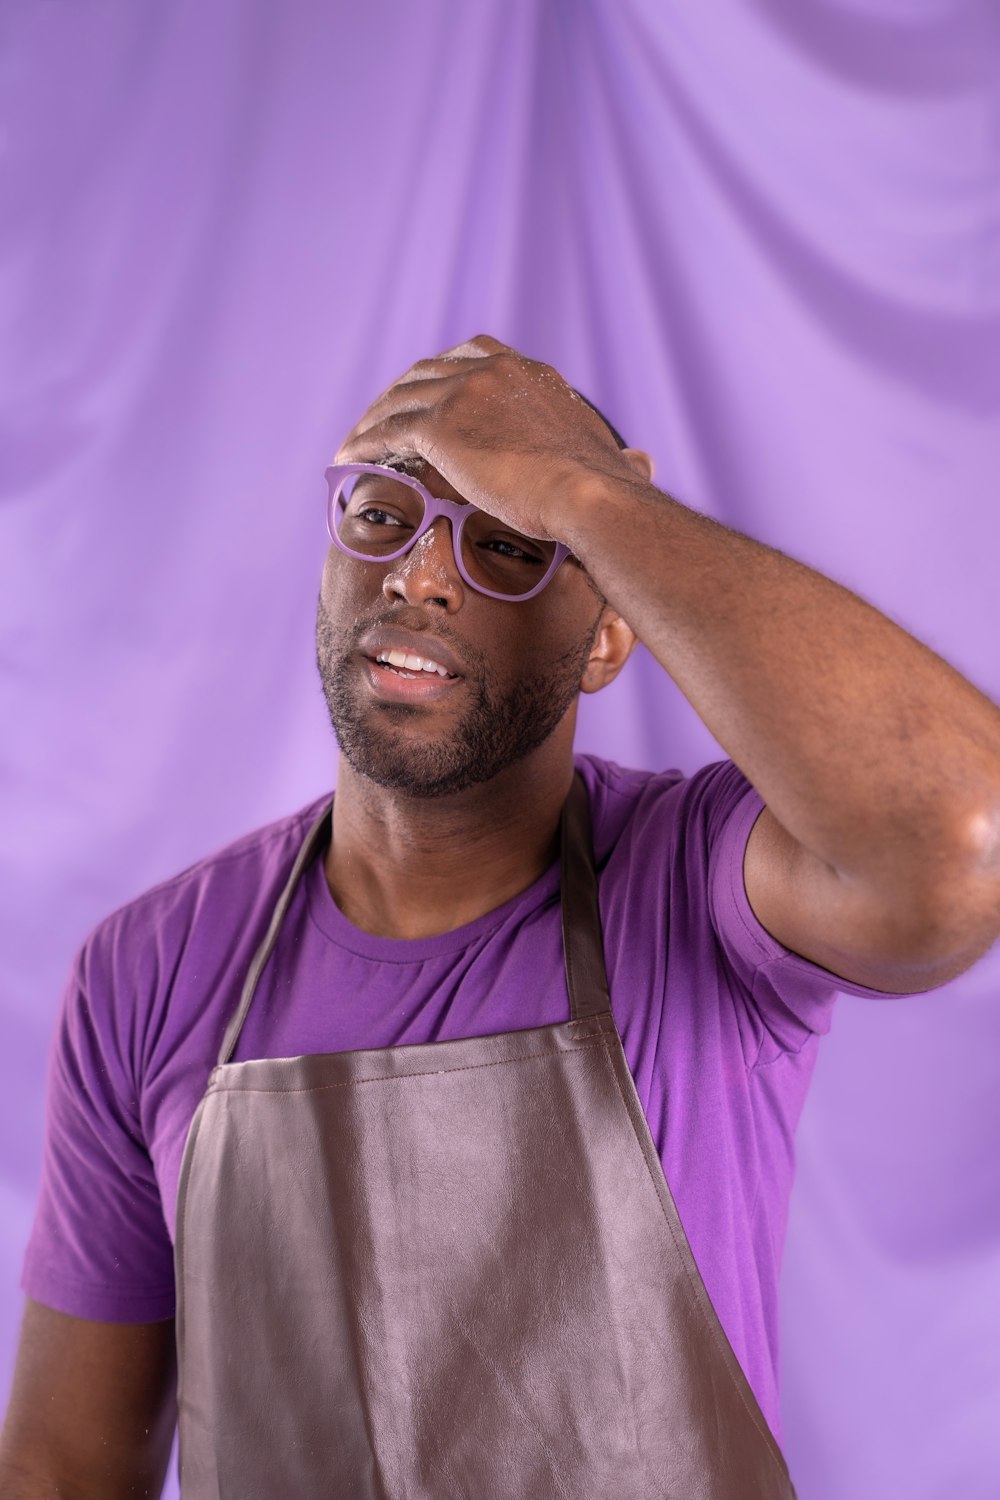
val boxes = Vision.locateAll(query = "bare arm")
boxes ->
[0,1299,177,1500]
[335,333,1000,993]
[553,470,1000,992]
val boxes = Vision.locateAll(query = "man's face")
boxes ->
[315,460,606,798]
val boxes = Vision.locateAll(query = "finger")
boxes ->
[384,337,505,395]
[433,332,512,361]
[395,350,493,383]
[333,376,457,466]
[333,370,464,458]
[350,339,512,438]
[332,336,517,465]
[335,357,487,457]
[334,411,432,468]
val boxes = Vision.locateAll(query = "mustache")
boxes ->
[343,607,486,674]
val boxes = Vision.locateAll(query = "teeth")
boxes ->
[376,648,452,677]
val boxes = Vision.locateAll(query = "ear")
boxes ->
[580,606,638,695]
[620,446,655,483]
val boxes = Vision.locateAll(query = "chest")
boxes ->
[145,908,575,1238]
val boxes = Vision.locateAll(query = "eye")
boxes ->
[357,506,407,528]
[479,537,545,564]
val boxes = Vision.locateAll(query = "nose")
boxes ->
[381,517,465,611]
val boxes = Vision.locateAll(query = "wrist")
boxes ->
[541,461,652,554]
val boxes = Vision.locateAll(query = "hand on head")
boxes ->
[334,334,653,542]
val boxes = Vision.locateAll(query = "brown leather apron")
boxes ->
[174,774,797,1498]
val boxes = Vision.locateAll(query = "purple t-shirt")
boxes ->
[22,754,914,1441]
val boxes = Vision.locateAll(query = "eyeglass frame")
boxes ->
[325,462,572,602]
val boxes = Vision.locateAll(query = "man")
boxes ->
[3,333,999,1499]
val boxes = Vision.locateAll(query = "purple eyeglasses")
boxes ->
[325,462,571,602]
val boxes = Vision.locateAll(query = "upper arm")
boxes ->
[743,803,996,995]
[0,1298,177,1500]
[22,935,177,1325]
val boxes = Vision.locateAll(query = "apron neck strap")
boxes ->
[217,798,334,1066]
[559,770,612,1022]
[217,770,611,1066]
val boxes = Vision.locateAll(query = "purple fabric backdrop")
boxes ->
[2,3,999,1495]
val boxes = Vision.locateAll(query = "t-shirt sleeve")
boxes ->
[20,925,176,1322]
[703,758,927,1053]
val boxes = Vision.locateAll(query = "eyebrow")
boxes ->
[382,454,473,509]
[385,456,428,479]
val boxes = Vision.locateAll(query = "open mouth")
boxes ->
[371,648,460,681]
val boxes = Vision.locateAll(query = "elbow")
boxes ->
[959,798,1000,876]
[900,800,1000,974]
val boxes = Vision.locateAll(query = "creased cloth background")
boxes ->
[2,3,999,1496]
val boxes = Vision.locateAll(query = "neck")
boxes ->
[324,739,576,940]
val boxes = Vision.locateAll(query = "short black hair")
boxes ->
[572,390,628,450]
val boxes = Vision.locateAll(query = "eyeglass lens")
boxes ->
[335,472,558,598]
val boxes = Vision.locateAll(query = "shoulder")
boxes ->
[571,752,764,943]
[572,752,754,868]
[78,792,333,988]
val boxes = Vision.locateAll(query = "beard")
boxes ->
[315,599,599,799]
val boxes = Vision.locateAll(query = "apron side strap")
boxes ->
[560,771,612,1022]
[217,797,335,1066]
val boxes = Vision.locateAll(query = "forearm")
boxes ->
[0,1303,176,1500]
[0,1440,171,1500]
[0,1460,99,1500]
[556,470,1000,892]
